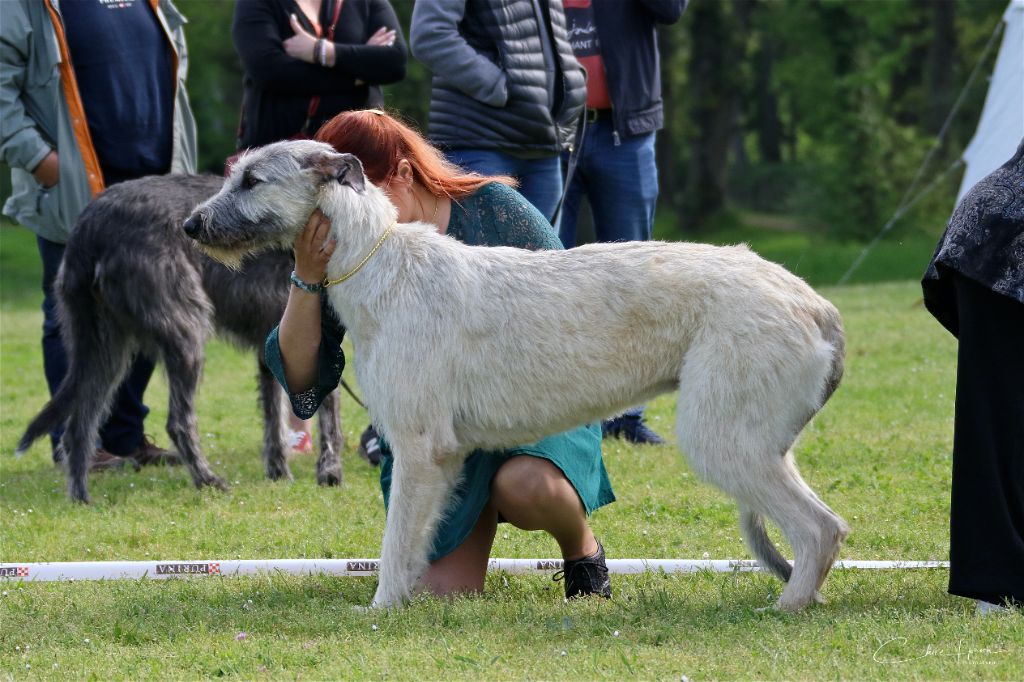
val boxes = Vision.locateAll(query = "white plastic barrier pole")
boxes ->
[0,558,948,582]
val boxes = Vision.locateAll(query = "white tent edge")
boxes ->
[956,0,1024,203]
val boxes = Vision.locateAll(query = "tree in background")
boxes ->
[142,0,1010,241]
[659,0,1004,239]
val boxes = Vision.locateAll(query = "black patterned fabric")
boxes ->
[411,0,586,153]
[923,138,1024,336]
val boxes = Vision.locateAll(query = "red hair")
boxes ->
[314,109,516,199]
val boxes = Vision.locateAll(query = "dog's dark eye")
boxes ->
[241,171,261,190]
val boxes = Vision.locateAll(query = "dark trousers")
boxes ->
[37,236,154,459]
[948,274,1024,606]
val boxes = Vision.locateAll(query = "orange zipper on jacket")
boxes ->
[43,0,103,197]
[43,0,180,198]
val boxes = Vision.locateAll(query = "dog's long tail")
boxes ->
[814,302,846,406]
[741,509,793,582]
[15,377,75,458]
[14,266,87,458]
[15,254,124,459]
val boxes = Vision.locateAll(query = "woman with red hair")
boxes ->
[265,109,615,599]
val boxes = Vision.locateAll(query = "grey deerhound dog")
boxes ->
[17,174,343,503]
[187,141,848,612]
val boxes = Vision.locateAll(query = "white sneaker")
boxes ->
[976,600,1009,616]
[287,429,313,454]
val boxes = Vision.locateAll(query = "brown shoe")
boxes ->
[127,435,181,467]
[90,449,131,472]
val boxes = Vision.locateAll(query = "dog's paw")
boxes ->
[369,586,409,610]
[264,458,293,482]
[316,466,342,487]
[197,473,229,492]
[68,478,91,504]
[773,596,815,613]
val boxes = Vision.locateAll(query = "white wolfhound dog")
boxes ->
[186,140,850,611]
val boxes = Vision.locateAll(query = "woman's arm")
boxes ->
[277,284,324,392]
[328,0,407,84]
[265,210,346,419]
[232,0,357,96]
[277,210,335,391]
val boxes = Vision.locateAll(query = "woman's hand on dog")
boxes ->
[294,210,336,286]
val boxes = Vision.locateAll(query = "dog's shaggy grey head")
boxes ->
[184,140,366,269]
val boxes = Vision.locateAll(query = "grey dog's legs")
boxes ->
[161,339,228,492]
[256,363,343,486]
[315,388,343,486]
[59,342,134,504]
[257,361,292,481]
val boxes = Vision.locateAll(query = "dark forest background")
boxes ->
[1,1,1010,283]
[179,0,1007,246]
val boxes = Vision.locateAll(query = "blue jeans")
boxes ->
[37,236,154,458]
[558,122,658,248]
[560,122,659,421]
[445,149,563,225]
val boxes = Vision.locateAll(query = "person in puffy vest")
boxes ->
[410,0,586,223]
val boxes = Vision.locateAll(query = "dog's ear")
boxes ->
[306,151,366,194]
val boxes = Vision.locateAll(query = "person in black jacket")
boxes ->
[232,0,407,151]
[410,0,586,223]
[559,0,687,445]
[922,139,1024,614]
[232,0,406,452]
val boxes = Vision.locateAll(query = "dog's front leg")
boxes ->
[314,388,343,486]
[257,362,291,481]
[371,439,462,608]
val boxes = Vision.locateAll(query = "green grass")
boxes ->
[1,223,1021,680]
[652,209,942,288]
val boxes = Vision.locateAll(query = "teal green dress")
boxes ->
[265,183,615,560]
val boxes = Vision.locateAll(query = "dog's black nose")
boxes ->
[182,213,204,238]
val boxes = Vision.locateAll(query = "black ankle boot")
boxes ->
[554,541,612,599]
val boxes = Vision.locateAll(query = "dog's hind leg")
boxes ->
[57,338,136,503]
[257,361,292,481]
[371,431,463,608]
[30,263,138,502]
[747,453,848,610]
[314,388,343,486]
[160,339,227,492]
[675,341,847,611]
[683,431,845,611]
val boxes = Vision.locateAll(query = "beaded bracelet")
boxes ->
[290,270,324,293]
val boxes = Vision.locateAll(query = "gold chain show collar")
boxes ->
[323,222,396,288]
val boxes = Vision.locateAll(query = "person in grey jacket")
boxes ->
[410,0,585,222]
[1,0,197,469]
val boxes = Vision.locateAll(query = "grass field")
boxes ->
[1,223,1021,680]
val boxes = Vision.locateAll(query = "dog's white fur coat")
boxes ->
[191,141,850,611]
